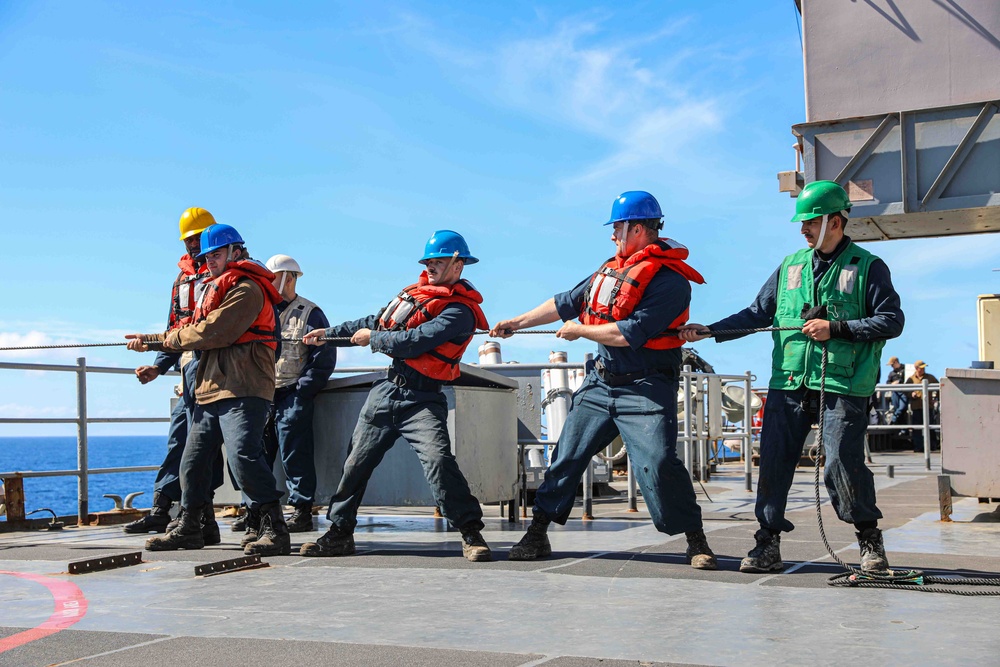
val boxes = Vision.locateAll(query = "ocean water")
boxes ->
[0,435,165,519]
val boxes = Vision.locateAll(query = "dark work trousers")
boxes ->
[180,396,281,510]
[326,379,484,533]
[889,391,908,424]
[533,371,703,536]
[756,387,883,533]
[152,358,224,501]
[261,387,318,508]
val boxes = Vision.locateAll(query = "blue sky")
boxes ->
[1,1,996,436]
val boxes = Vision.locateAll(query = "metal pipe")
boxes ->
[698,377,709,482]
[743,371,753,492]
[0,465,159,479]
[477,341,502,365]
[519,442,528,519]
[582,461,594,520]
[76,357,89,526]
[627,451,638,512]
[682,365,692,475]
[0,417,172,425]
[922,378,932,471]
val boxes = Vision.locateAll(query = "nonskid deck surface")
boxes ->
[2,452,999,667]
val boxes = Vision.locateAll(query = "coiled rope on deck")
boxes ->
[697,325,1000,595]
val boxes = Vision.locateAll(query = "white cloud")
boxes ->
[397,13,725,189]
[493,18,722,186]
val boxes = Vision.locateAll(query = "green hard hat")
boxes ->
[791,180,852,223]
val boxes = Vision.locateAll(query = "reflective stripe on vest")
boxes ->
[169,257,210,331]
[579,239,704,350]
[375,273,489,381]
[193,261,282,350]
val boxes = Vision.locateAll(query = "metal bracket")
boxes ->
[920,101,999,210]
[69,551,143,575]
[194,555,269,577]
[834,113,899,185]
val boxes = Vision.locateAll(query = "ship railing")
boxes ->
[0,357,936,528]
[749,382,942,472]
[0,357,175,526]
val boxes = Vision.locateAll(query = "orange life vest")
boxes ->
[169,255,211,331]
[377,272,489,381]
[193,260,283,349]
[580,239,705,350]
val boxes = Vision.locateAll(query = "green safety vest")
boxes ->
[770,242,884,397]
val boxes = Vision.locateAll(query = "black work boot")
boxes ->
[286,504,314,533]
[201,502,221,546]
[685,530,718,570]
[145,505,206,551]
[231,504,249,532]
[300,524,356,557]
[239,506,262,548]
[165,507,182,534]
[740,529,783,573]
[857,527,890,574]
[459,524,492,562]
[508,513,552,561]
[123,491,173,534]
[244,502,292,556]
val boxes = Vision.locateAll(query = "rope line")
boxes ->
[0,329,567,352]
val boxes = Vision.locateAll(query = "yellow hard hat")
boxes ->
[178,207,216,241]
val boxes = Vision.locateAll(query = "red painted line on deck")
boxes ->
[0,571,88,653]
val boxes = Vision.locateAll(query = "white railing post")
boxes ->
[682,365,692,475]
[76,357,89,525]
[744,371,753,492]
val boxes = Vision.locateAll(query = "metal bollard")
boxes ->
[886,465,895,478]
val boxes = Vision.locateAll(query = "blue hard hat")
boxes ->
[605,191,663,225]
[197,223,245,257]
[419,229,478,265]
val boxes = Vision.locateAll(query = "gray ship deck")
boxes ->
[2,452,999,667]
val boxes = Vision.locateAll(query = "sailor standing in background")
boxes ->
[681,180,904,574]
[128,224,293,556]
[123,208,224,541]
[299,230,493,562]
[492,191,718,570]
[249,254,336,537]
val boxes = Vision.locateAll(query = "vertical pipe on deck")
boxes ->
[743,372,753,492]
[627,450,638,512]
[922,378,931,471]
[682,366,692,476]
[76,357,89,526]
[698,377,709,482]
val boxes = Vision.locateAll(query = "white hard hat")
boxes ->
[266,254,303,276]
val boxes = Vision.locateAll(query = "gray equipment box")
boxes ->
[215,364,518,508]
[308,364,517,507]
[941,367,1000,497]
